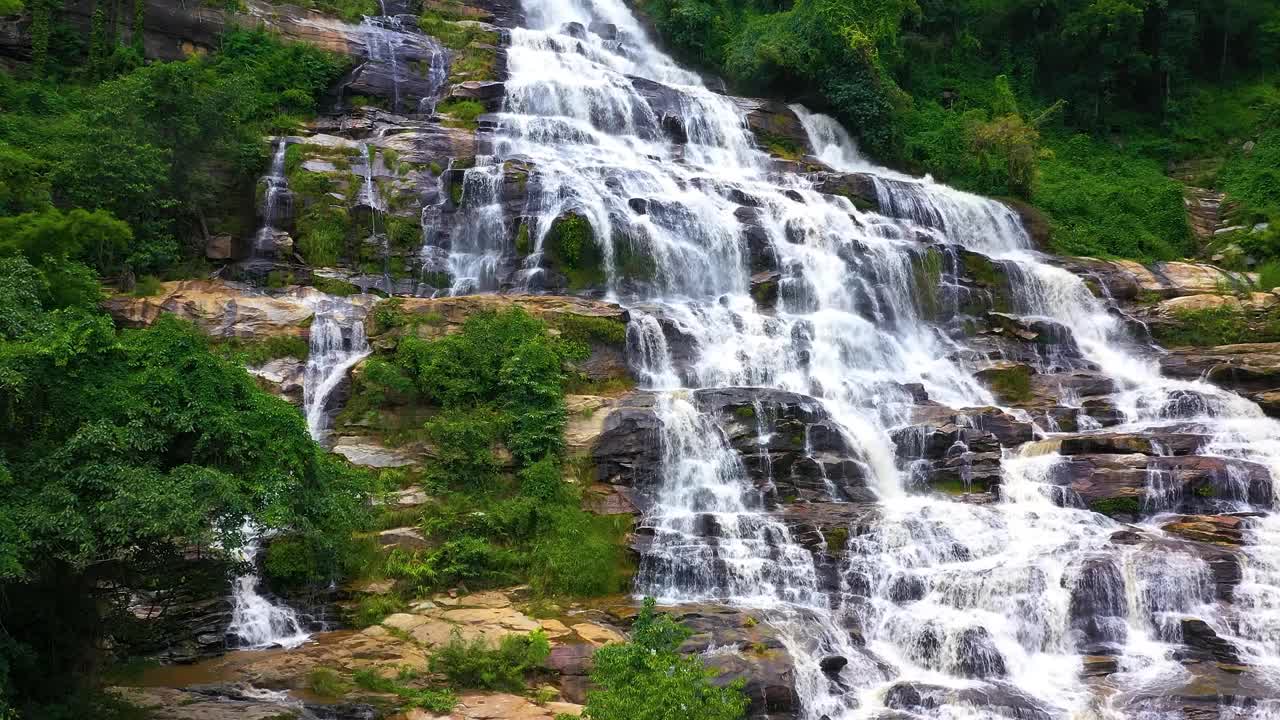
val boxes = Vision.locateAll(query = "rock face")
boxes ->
[104,280,317,338]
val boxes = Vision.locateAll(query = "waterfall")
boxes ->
[355,1,449,115]
[401,0,1280,714]
[303,295,372,442]
[226,524,310,650]
[251,138,292,262]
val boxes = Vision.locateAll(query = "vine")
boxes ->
[29,0,52,77]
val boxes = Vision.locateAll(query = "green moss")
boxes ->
[296,205,351,266]
[982,364,1032,404]
[755,130,805,160]
[312,275,362,296]
[385,214,422,250]
[544,212,604,290]
[514,221,531,256]
[214,334,310,365]
[1194,484,1216,498]
[733,405,756,419]
[913,247,943,318]
[449,178,465,206]
[823,526,848,551]
[931,477,990,495]
[1152,305,1280,347]
[1089,496,1141,518]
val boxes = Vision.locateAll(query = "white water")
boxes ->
[226,524,310,650]
[302,294,371,442]
[359,0,448,115]
[413,0,1280,716]
[252,139,291,258]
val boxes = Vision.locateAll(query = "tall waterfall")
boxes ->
[420,0,1280,716]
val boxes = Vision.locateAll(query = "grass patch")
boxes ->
[352,594,406,628]
[1152,306,1280,347]
[1089,496,1141,518]
[351,668,456,713]
[436,99,486,131]
[429,630,550,692]
[308,667,351,698]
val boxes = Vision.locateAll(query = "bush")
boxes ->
[429,630,550,692]
[582,598,748,720]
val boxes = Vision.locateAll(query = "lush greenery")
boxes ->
[0,17,366,717]
[429,630,551,692]
[0,255,373,715]
[0,24,346,277]
[1151,304,1280,346]
[578,598,749,720]
[336,307,632,605]
[642,0,1280,261]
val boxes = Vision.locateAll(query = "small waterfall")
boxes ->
[252,138,292,261]
[445,158,508,295]
[226,524,310,650]
[303,295,371,442]
[356,1,450,115]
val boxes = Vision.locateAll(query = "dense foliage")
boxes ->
[579,598,749,720]
[0,18,363,716]
[0,256,372,715]
[333,307,632,600]
[0,25,345,276]
[643,0,1280,261]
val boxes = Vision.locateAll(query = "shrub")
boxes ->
[582,598,748,720]
[429,630,550,691]
[131,275,164,297]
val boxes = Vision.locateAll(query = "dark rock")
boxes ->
[819,655,848,673]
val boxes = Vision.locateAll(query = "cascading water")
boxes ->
[227,292,371,650]
[354,0,449,115]
[226,524,311,650]
[252,138,291,262]
[425,0,1280,715]
[302,294,372,442]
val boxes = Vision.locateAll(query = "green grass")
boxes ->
[1035,134,1192,261]
[1152,306,1280,347]
[352,594,406,628]
[436,99,486,131]
[1089,497,1141,518]
[213,334,310,365]
[351,668,456,713]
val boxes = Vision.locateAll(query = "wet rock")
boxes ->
[810,172,879,211]
[883,681,1052,720]
[952,626,1006,678]
[1161,514,1247,546]
[1177,618,1241,665]
[1160,342,1280,395]
[819,655,848,673]
[1068,556,1128,653]
[592,391,662,503]
[728,97,812,157]
[1058,432,1206,457]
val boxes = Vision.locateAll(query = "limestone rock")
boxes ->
[103,280,316,338]
[332,436,417,468]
